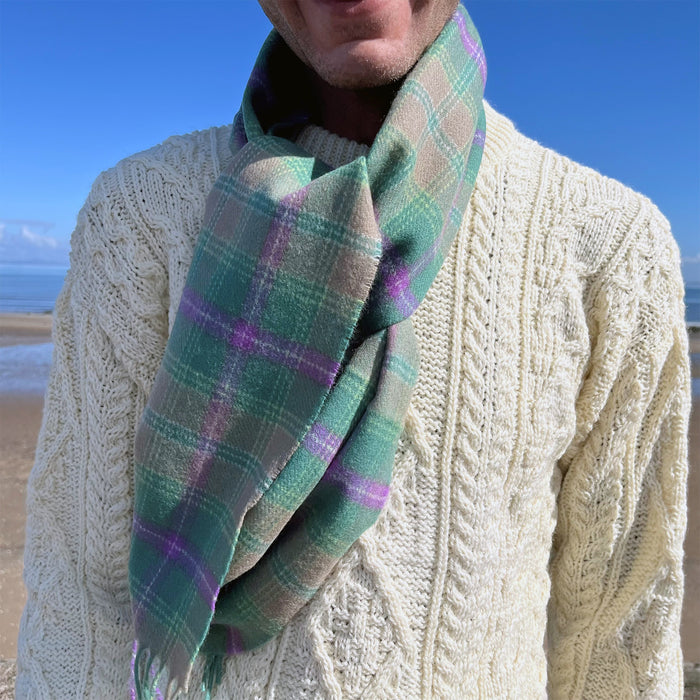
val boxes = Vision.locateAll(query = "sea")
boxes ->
[0,264,699,395]
[0,263,68,314]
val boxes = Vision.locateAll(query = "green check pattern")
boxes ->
[129,6,486,698]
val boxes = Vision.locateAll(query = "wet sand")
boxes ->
[0,315,699,686]
[0,313,53,348]
[0,396,42,663]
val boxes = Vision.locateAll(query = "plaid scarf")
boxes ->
[129,6,486,698]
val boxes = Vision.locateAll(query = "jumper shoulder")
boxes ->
[59,124,233,383]
[83,123,233,229]
[509,130,676,289]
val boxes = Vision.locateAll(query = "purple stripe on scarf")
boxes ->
[259,191,304,269]
[384,261,419,317]
[377,146,471,312]
[249,328,339,387]
[188,398,232,487]
[372,203,423,318]
[226,626,245,654]
[242,188,308,324]
[473,128,486,148]
[181,288,340,388]
[180,287,231,341]
[321,460,391,510]
[133,516,220,611]
[231,319,258,352]
[303,423,343,463]
[201,399,231,440]
[453,11,487,85]
[188,435,219,460]
[196,191,310,467]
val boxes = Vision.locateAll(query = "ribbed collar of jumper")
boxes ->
[295,100,516,178]
[296,125,370,170]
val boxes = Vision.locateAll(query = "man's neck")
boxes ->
[311,75,402,146]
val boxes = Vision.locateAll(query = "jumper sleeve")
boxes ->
[547,203,692,698]
[15,167,170,698]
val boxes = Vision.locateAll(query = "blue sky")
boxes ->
[1,0,698,278]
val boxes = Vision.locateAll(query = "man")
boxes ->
[16,0,690,698]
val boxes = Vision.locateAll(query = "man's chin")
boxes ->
[309,41,415,89]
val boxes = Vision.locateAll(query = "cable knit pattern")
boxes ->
[16,102,690,699]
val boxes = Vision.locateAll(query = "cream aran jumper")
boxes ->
[16,102,691,699]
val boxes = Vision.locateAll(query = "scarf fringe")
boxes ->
[131,642,182,700]
[201,655,225,698]
[131,640,226,700]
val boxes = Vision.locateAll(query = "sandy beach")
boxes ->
[0,313,699,692]
[0,313,52,668]
[0,313,52,348]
